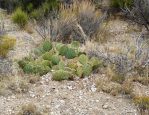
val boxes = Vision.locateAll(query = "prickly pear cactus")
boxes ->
[89,57,102,70]
[65,48,77,59]
[51,55,60,65]
[79,54,89,65]
[82,64,92,76]
[52,69,73,81]
[42,41,52,52]
[59,45,69,56]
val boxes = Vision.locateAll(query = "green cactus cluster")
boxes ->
[18,40,102,81]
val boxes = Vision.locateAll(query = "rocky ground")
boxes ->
[0,17,148,115]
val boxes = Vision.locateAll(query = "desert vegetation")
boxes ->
[0,0,148,114]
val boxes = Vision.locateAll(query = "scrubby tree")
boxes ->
[122,0,149,31]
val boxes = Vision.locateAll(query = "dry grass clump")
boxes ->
[96,77,122,96]
[121,80,133,95]
[17,103,42,115]
[133,96,149,114]
[132,76,149,86]
[0,75,30,96]
[0,35,16,57]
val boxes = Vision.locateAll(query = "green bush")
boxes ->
[79,54,89,65]
[52,69,73,81]
[42,41,52,52]
[12,8,28,28]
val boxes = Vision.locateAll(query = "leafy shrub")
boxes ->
[42,41,52,52]
[0,35,16,57]
[12,8,28,28]
[79,54,89,65]
[52,69,73,81]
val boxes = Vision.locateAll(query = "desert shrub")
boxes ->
[52,1,106,43]
[133,96,149,111]
[0,35,16,57]
[52,69,73,81]
[12,8,28,28]
[96,78,122,96]
[42,40,52,52]
[78,2,101,38]
[127,0,149,31]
